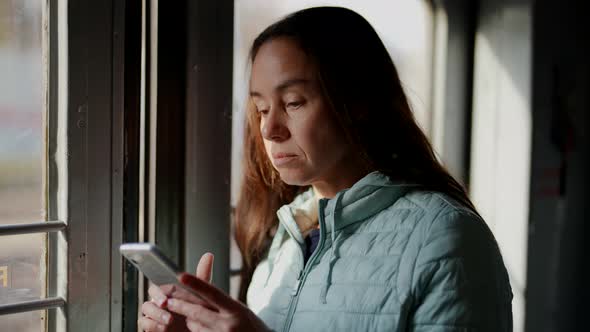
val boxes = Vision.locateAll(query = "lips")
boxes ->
[272,152,298,166]
[272,152,297,159]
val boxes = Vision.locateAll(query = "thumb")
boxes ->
[195,252,214,283]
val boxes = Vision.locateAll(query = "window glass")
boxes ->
[0,234,46,329]
[0,0,47,330]
[0,311,45,331]
[0,0,45,225]
[230,0,434,298]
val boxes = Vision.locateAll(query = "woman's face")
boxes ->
[249,37,357,189]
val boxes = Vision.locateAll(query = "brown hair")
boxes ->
[234,7,477,302]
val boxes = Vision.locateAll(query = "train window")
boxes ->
[0,0,114,329]
[0,0,49,330]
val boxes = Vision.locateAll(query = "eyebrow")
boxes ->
[249,78,309,97]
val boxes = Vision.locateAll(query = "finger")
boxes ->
[158,284,178,297]
[167,284,210,307]
[196,253,214,283]
[138,316,167,332]
[147,284,168,307]
[167,298,219,327]
[186,319,213,332]
[178,273,237,312]
[141,301,173,325]
[157,283,204,305]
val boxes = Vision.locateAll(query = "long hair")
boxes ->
[234,6,477,302]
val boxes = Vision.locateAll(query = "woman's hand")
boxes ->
[138,253,215,332]
[167,272,271,332]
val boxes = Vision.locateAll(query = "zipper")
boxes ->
[281,199,328,332]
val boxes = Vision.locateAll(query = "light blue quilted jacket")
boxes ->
[247,172,513,331]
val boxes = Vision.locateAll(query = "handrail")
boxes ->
[0,221,66,236]
[0,297,65,315]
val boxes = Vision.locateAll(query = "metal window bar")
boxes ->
[0,222,67,315]
[0,221,66,236]
[0,297,66,316]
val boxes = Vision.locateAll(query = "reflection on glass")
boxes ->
[0,0,45,225]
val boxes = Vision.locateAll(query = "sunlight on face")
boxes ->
[249,37,354,188]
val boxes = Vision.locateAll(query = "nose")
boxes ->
[261,109,290,142]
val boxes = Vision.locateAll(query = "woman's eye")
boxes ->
[286,101,304,109]
[255,104,269,114]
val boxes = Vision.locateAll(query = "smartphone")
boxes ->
[120,242,206,302]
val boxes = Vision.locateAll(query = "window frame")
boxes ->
[1,0,125,330]
[430,0,478,186]
[25,0,124,330]
[183,0,233,294]
[46,0,126,330]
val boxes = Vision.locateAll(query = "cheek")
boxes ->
[297,108,348,164]
[316,127,348,162]
[258,118,271,156]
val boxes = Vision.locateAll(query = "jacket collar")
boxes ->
[277,171,418,244]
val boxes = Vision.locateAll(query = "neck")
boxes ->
[312,161,369,199]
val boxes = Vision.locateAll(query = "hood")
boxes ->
[277,171,418,244]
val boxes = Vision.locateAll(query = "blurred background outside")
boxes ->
[0,0,46,330]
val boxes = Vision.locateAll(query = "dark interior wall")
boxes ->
[155,0,187,267]
[184,0,233,293]
[526,0,589,330]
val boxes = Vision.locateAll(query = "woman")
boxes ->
[139,7,513,332]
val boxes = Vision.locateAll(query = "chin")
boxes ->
[277,168,314,187]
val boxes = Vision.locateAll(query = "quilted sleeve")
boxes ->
[408,210,513,332]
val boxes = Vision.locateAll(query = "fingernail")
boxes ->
[157,324,166,332]
[161,312,171,324]
[155,296,167,307]
[167,298,175,307]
